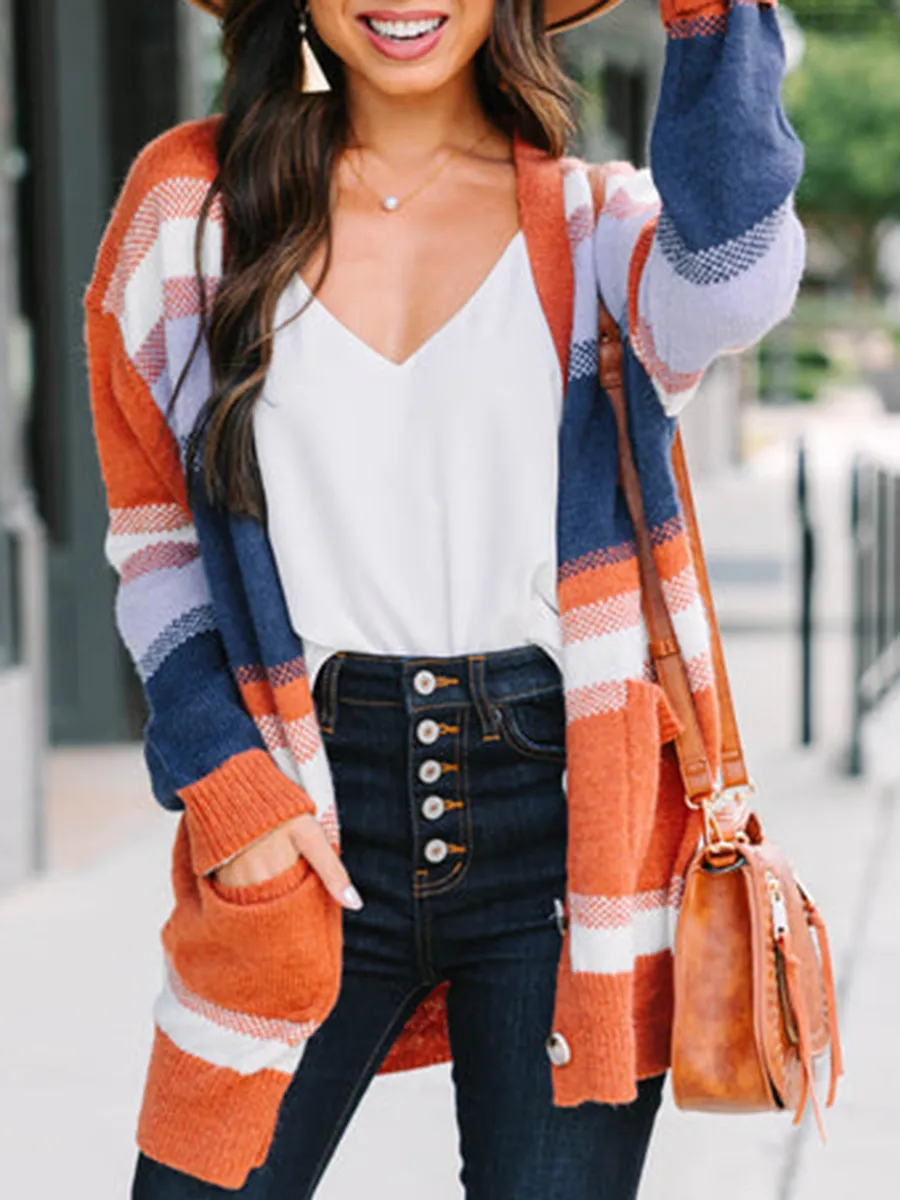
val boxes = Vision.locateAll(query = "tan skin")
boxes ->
[215,0,517,899]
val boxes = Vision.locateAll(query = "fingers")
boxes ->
[288,814,364,910]
[214,826,299,889]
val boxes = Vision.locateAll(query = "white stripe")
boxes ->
[256,731,338,837]
[594,168,660,322]
[569,904,676,975]
[605,166,658,208]
[565,680,628,723]
[251,711,337,831]
[120,217,223,356]
[672,595,712,669]
[283,713,323,767]
[257,735,334,807]
[268,742,302,784]
[105,523,197,573]
[299,744,338,825]
[562,593,711,693]
[563,164,591,219]
[563,620,649,691]
[154,972,309,1077]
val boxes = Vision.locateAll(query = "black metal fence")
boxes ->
[0,524,21,671]
[797,440,815,746]
[849,457,900,775]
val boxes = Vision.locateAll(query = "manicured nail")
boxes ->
[341,885,364,911]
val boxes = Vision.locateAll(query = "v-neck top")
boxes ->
[253,231,565,688]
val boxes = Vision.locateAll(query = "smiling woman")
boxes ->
[84,0,805,1195]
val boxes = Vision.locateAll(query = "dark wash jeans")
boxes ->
[133,646,663,1199]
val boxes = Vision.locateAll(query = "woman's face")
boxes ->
[309,0,496,98]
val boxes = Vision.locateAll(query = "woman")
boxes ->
[85,0,804,1195]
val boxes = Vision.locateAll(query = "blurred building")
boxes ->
[10,0,203,755]
[0,0,736,887]
[1,0,45,888]
[0,0,210,886]
[560,1,666,166]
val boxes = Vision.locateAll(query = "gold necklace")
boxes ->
[345,129,492,213]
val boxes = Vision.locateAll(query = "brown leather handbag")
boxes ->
[597,301,844,1132]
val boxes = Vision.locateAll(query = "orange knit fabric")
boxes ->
[86,119,719,1188]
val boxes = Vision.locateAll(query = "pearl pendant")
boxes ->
[382,195,400,212]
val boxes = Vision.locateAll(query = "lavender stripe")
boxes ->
[165,316,213,435]
[144,315,212,440]
[116,556,211,662]
[656,199,791,287]
[566,174,601,347]
[640,207,805,374]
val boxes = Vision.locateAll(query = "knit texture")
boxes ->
[84,2,803,1188]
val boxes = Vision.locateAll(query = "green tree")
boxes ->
[785,31,900,291]
[787,0,900,34]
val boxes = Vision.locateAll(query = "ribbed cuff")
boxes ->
[179,748,315,877]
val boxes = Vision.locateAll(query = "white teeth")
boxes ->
[367,16,443,40]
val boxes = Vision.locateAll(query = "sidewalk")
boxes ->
[2,418,896,1198]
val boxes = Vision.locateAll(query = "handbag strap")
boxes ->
[594,302,751,802]
[669,424,751,792]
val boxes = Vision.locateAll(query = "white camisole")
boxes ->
[254,231,565,690]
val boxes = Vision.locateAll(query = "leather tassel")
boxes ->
[301,35,330,94]
[806,902,845,1107]
[783,931,826,1141]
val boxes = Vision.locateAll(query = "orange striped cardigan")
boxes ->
[84,3,804,1186]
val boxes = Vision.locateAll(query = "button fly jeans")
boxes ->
[133,646,664,1200]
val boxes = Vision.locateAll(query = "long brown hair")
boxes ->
[182,0,574,518]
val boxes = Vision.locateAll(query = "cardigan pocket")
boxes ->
[208,856,311,906]
[160,819,343,1036]
[623,679,681,863]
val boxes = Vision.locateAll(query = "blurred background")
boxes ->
[1,0,898,1195]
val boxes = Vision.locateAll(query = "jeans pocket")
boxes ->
[495,689,567,762]
[163,821,343,1028]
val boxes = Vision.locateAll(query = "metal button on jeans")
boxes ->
[413,669,437,696]
[545,1031,572,1067]
[418,759,442,785]
[424,838,449,864]
[421,795,445,821]
[416,718,441,745]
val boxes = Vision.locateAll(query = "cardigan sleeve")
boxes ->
[594,0,806,413]
[84,130,314,876]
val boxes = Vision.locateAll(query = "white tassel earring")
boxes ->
[296,1,331,94]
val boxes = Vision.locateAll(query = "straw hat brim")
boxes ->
[184,0,621,37]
